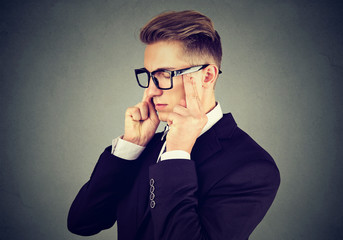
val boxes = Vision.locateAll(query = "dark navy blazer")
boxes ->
[68,113,280,240]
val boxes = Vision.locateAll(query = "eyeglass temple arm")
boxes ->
[175,65,222,76]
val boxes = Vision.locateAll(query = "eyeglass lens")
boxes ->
[137,71,172,89]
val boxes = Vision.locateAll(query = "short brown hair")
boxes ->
[140,10,222,68]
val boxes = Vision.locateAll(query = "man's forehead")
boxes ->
[143,41,190,71]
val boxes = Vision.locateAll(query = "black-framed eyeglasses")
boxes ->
[134,64,222,90]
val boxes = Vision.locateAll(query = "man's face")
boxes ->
[144,41,191,122]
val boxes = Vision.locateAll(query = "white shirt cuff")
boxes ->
[160,150,191,161]
[111,136,145,160]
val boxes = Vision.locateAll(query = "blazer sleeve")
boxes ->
[148,158,280,240]
[67,146,140,236]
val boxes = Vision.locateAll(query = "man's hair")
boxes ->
[140,10,222,68]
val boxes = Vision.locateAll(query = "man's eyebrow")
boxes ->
[147,67,177,72]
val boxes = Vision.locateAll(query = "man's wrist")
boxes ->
[123,135,149,147]
[123,135,140,145]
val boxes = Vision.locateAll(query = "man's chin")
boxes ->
[157,111,169,122]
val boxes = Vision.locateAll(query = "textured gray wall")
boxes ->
[1,0,342,239]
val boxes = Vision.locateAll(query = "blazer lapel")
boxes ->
[191,129,222,164]
[192,113,237,164]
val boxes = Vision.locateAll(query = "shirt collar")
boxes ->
[200,102,223,136]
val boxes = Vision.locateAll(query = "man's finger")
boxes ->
[126,107,142,121]
[167,112,181,126]
[139,102,149,120]
[173,104,188,116]
[183,74,200,111]
[147,100,159,122]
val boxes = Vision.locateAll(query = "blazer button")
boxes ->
[150,178,154,186]
[150,192,155,200]
[150,200,156,209]
[150,185,155,193]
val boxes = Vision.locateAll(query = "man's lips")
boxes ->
[154,103,168,111]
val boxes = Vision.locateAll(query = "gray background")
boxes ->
[1,0,342,239]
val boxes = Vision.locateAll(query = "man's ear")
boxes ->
[202,65,219,88]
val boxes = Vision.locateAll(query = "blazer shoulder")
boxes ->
[196,115,280,195]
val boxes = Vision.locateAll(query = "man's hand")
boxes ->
[123,92,160,146]
[166,75,208,153]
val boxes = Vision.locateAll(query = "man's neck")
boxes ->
[202,94,216,114]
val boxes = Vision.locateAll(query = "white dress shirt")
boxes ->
[111,102,223,161]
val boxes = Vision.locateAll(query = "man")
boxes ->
[68,10,280,240]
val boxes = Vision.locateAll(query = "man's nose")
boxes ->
[146,78,163,98]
